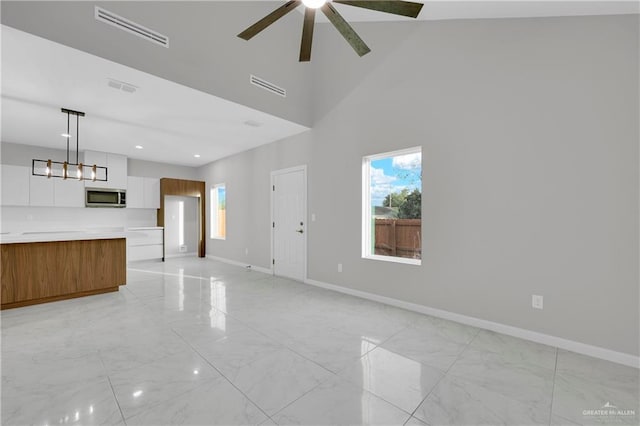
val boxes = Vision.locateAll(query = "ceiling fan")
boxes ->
[238,0,424,62]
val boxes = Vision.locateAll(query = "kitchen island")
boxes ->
[0,230,127,309]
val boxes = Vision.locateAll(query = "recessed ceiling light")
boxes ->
[61,133,71,138]
[135,145,143,149]
[194,154,201,158]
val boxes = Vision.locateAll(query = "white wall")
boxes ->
[199,15,639,357]
[0,206,155,233]
[164,195,199,257]
[128,158,199,181]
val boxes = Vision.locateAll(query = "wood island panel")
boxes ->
[1,238,126,309]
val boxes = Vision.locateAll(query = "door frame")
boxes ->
[158,178,206,258]
[270,164,307,281]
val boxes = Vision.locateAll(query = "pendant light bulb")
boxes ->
[77,163,83,179]
[302,0,327,8]
[63,162,68,180]
[46,160,52,178]
[91,165,97,181]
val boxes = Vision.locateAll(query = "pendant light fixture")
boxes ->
[32,108,108,182]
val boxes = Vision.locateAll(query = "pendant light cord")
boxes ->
[76,113,80,165]
[66,111,70,164]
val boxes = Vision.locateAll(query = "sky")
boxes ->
[370,152,422,207]
[217,186,226,210]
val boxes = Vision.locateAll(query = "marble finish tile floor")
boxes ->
[1,258,638,426]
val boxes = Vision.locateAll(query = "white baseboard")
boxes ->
[165,252,197,259]
[304,278,639,369]
[205,254,273,275]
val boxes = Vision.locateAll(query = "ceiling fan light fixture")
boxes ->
[302,0,328,9]
[238,0,423,61]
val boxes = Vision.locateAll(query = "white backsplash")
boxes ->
[0,206,157,233]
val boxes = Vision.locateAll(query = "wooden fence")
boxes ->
[374,219,421,259]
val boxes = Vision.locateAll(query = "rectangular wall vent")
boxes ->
[250,75,286,98]
[95,6,169,48]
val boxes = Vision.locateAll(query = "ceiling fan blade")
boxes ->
[238,0,301,40]
[299,8,316,62]
[333,1,424,18]
[321,3,371,57]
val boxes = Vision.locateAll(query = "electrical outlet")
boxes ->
[338,263,343,273]
[245,248,249,256]
[532,295,544,310]
[311,213,316,222]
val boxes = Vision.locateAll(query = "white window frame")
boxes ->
[362,146,422,266]
[210,183,226,240]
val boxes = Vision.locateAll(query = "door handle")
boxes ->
[296,229,304,234]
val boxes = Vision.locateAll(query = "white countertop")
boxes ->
[0,229,128,244]
[128,226,164,231]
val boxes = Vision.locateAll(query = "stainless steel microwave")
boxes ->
[85,188,126,208]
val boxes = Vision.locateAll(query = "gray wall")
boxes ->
[199,15,639,356]
[1,1,313,127]
[199,132,312,265]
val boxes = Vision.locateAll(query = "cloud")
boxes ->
[369,166,420,205]
[371,167,396,185]
[370,167,397,205]
[392,153,421,170]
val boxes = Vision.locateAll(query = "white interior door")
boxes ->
[272,166,306,281]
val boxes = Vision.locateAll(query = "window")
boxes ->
[210,184,226,239]
[362,147,422,265]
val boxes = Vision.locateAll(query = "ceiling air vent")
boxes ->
[250,75,286,98]
[108,78,138,94]
[95,6,169,48]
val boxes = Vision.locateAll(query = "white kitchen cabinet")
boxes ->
[84,151,127,190]
[126,176,160,209]
[126,176,144,208]
[54,178,85,207]
[1,165,30,206]
[29,174,54,206]
[83,151,107,187]
[143,177,160,209]
[127,227,164,262]
[107,154,128,189]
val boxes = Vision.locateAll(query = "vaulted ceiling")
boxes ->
[1,1,637,165]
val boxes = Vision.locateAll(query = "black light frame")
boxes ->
[31,159,108,181]
[31,108,108,182]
